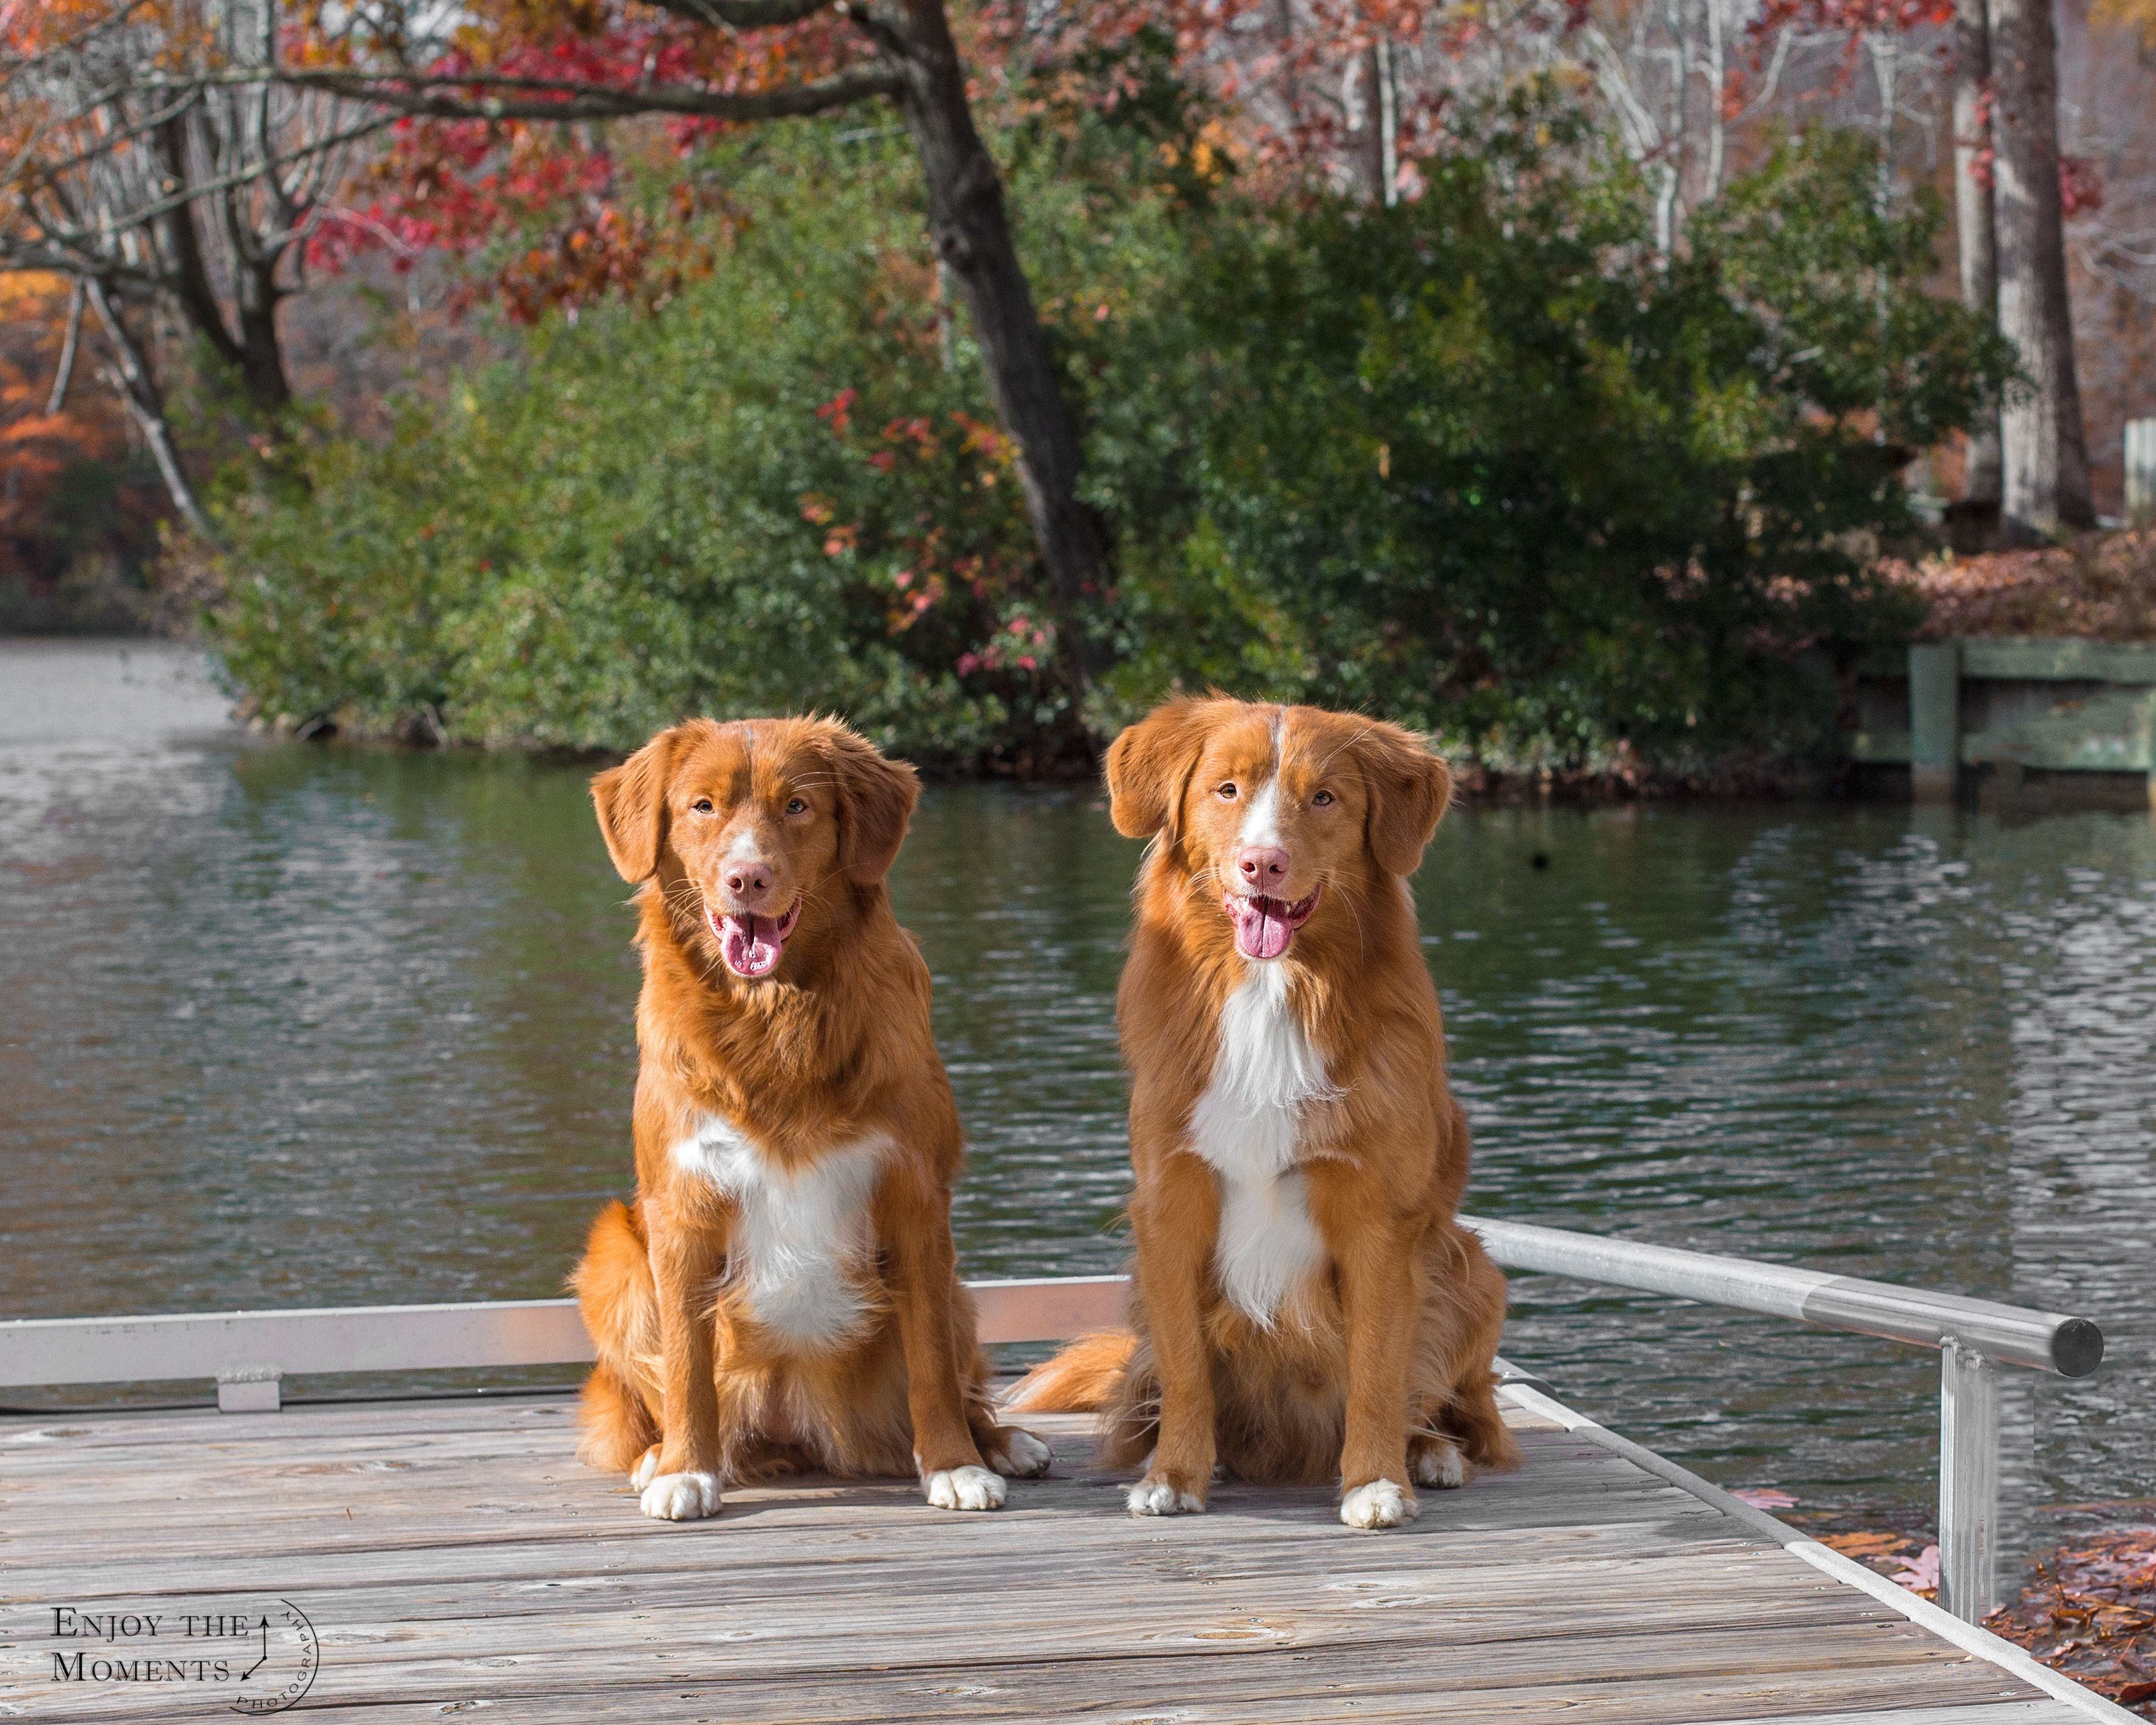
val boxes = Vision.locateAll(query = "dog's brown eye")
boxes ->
[692,798,714,814]
[1312,790,1335,807]
[785,798,808,816]
[1216,782,1238,801]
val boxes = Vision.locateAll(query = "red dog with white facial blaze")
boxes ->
[1015,697,1518,1528]
[569,716,1050,1520]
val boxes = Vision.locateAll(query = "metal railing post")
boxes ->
[1939,1336,2002,1622]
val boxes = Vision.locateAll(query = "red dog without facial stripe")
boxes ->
[569,715,1049,1520]
[1013,697,1518,1528]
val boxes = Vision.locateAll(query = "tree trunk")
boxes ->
[882,0,1108,692]
[1349,48,1385,205]
[234,261,293,413]
[1953,0,2002,508]
[154,113,293,416]
[1988,0,2094,536]
[1268,0,1299,133]
[85,279,220,544]
[155,117,246,368]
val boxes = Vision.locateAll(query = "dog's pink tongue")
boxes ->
[720,913,786,978]
[1229,895,1295,961]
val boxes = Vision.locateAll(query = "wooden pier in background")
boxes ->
[1845,636,2156,807]
[1,1384,2119,1723]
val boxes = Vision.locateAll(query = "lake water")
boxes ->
[3,639,2151,1548]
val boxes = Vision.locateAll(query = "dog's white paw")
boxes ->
[629,1446,661,1491]
[986,1428,1053,1479]
[1127,1478,1206,1517]
[925,1465,1006,1511]
[1341,1478,1419,1530]
[1411,1440,1467,1489]
[639,1471,723,1521]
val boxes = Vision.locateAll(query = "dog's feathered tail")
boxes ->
[1005,1330,1139,1413]
[569,1199,663,1474]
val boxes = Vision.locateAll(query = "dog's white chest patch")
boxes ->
[1186,963,1335,1325]
[669,1118,888,1347]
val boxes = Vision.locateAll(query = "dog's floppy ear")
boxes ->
[590,728,679,884]
[825,725,920,886]
[1355,721,1454,878]
[1105,700,1217,840]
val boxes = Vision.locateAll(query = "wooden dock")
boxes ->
[0,1383,2118,1722]
[1845,635,2156,806]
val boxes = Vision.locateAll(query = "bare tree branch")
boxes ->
[7,113,397,257]
[46,275,85,414]
[644,0,836,28]
[3,0,388,529]
[198,61,908,123]
[83,275,220,543]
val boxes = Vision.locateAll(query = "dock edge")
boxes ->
[1493,1377,2141,1724]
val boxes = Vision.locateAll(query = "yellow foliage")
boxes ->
[0,271,135,551]
[2091,0,2156,49]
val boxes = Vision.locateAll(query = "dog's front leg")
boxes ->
[1127,1150,1219,1516]
[876,1170,1004,1511]
[1319,1168,1422,1530]
[640,1215,726,1522]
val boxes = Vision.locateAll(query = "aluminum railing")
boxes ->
[0,1220,2102,1624]
[0,1277,1128,1408]
[1458,1215,2106,1623]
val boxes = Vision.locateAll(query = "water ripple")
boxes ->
[1,644,2149,1535]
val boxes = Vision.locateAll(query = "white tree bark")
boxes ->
[84,279,218,545]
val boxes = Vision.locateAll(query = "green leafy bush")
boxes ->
[212,101,2006,774]
[216,130,1043,756]
[1074,108,2008,771]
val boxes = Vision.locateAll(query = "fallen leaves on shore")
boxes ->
[1808,1523,2156,1712]
[1988,1527,2156,1715]
[1879,530,2156,641]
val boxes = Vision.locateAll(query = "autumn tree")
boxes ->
[271,0,1119,688]
[1125,0,2103,539]
[1,0,384,537]
[0,270,155,591]
[1693,0,2093,537]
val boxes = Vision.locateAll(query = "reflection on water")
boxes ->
[2,641,2150,1530]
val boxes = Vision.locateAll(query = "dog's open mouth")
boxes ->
[1222,886,1321,960]
[708,898,803,979]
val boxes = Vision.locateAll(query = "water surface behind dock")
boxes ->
[2,639,2150,1538]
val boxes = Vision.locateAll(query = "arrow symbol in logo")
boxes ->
[240,1615,269,1681]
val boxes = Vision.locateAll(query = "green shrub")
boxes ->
[1072,107,2006,769]
[211,101,2005,773]
[215,128,1040,757]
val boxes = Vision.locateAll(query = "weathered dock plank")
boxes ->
[0,1398,2106,1722]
